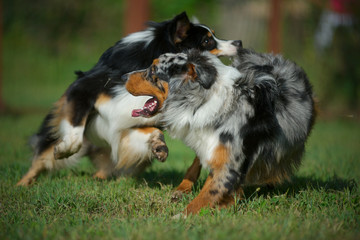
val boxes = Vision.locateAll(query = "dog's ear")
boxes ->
[187,62,217,89]
[173,12,191,44]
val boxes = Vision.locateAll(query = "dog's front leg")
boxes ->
[172,156,202,202]
[184,168,236,215]
[184,144,238,215]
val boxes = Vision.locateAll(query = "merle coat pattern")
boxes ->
[125,49,315,215]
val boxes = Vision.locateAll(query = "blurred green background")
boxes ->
[1,2,360,239]
[2,0,360,116]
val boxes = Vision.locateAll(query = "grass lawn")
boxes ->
[2,25,359,240]
[0,112,359,240]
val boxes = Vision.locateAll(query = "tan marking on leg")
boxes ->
[16,146,54,186]
[88,146,113,180]
[65,100,88,126]
[16,160,45,186]
[47,96,66,137]
[115,130,132,170]
[50,95,87,128]
[185,174,214,214]
[218,186,244,209]
[209,144,229,170]
[172,157,201,201]
[185,144,231,215]
[92,170,107,180]
[48,94,88,139]
[175,179,194,193]
[52,94,88,159]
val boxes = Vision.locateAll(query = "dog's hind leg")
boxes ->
[88,146,114,180]
[17,143,88,186]
[53,71,108,160]
[114,127,168,175]
[16,150,49,186]
[171,156,202,202]
[53,98,89,160]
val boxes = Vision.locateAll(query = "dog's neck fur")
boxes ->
[160,53,244,167]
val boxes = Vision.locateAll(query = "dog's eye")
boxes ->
[202,37,214,47]
[202,37,215,50]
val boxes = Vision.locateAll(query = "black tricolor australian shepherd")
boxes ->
[125,49,316,215]
[17,12,242,186]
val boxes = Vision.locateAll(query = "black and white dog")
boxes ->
[17,12,242,186]
[125,49,316,215]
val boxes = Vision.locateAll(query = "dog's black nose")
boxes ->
[121,73,129,81]
[232,40,243,48]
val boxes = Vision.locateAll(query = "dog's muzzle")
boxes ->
[232,40,243,48]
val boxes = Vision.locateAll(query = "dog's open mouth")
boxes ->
[132,97,159,118]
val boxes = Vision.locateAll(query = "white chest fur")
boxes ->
[85,88,160,159]
[168,126,220,169]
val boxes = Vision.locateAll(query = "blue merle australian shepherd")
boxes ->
[17,12,242,186]
[125,48,316,215]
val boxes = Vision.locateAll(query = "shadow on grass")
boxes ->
[138,168,358,197]
[20,162,356,198]
[249,175,358,198]
[240,175,358,200]
[136,169,187,188]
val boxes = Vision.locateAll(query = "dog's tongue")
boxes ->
[132,97,158,118]
[131,109,150,117]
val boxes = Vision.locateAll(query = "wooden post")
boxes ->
[0,0,4,112]
[124,0,150,35]
[268,0,282,53]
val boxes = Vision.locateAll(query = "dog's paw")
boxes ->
[54,133,83,160]
[171,179,194,202]
[16,177,35,187]
[150,131,168,162]
[171,190,185,202]
[92,170,109,180]
[152,144,168,162]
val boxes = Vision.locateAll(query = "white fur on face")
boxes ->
[215,39,238,56]
[196,24,238,56]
